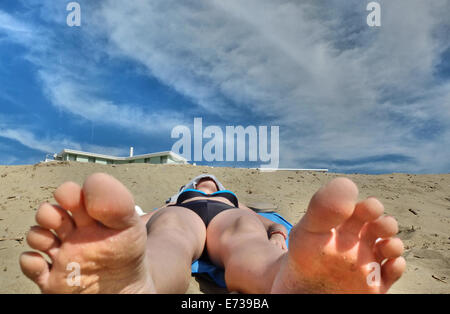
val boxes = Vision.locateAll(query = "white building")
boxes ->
[53,148,188,165]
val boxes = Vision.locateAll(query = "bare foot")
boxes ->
[19,173,155,293]
[271,178,406,293]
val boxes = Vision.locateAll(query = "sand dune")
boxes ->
[0,161,448,293]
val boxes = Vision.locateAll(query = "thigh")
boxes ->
[206,208,269,267]
[146,206,207,260]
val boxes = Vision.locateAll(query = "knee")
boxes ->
[212,213,266,254]
[230,213,265,235]
[146,208,206,253]
[147,208,194,235]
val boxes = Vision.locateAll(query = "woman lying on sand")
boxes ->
[19,172,405,293]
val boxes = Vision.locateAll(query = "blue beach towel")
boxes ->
[191,212,293,288]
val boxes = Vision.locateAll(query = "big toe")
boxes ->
[299,177,359,233]
[82,173,140,230]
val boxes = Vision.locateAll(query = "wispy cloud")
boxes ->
[0,1,449,172]
[0,128,75,153]
[37,69,186,134]
[0,8,187,137]
[0,123,129,157]
[0,10,33,41]
[95,0,450,173]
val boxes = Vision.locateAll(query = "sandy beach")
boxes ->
[0,161,448,294]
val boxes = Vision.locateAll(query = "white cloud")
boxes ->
[1,1,449,172]
[94,0,450,173]
[0,10,33,39]
[37,69,185,135]
[0,9,187,137]
[0,126,78,153]
[0,124,129,157]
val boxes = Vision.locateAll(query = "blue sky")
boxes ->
[0,0,449,173]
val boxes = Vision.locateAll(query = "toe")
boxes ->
[26,226,60,259]
[19,252,50,291]
[54,181,95,228]
[299,177,359,233]
[338,197,384,236]
[82,173,140,230]
[374,238,404,263]
[381,257,406,292]
[36,203,75,240]
[361,215,398,245]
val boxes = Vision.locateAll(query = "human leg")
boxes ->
[19,173,154,293]
[206,209,285,293]
[272,177,405,293]
[144,206,206,293]
[206,178,405,294]
[19,173,206,294]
